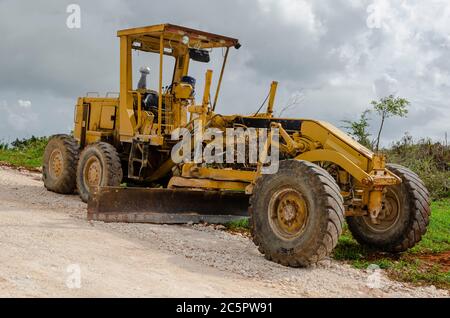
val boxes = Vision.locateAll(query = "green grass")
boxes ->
[226,218,250,231]
[0,137,48,169]
[226,200,450,289]
[409,200,450,253]
[333,199,450,289]
[225,218,251,236]
[333,200,450,259]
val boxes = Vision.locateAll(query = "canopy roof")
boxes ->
[117,23,240,53]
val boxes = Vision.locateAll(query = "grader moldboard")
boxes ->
[43,24,431,267]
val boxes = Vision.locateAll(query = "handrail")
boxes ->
[129,90,142,133]
[86,92,100,97]
[106,92,120,98]
[158,34,164,135]
[212,47,229,112]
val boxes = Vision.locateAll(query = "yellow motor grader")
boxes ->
[43,24,430,267]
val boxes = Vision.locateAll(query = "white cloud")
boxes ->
[0,100,38,133]
[373,74,398,98]
[316,0,450,142]
[0,0,448,145]
[7,112,37,131]
[18,99,31,108]
[257,0,324,36]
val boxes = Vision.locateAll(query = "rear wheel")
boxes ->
[43,134,79,194]
[347,164,431,252]
[250,160,345,267]
[76,142,123,203]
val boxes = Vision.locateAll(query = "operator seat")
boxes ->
[136,66,160,113]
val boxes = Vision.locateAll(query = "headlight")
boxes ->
[182,35,190,45]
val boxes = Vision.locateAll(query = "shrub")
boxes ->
[385,133,450,199]
[10,136,49,150]
[0,141,8,150]
[0,136,49,169]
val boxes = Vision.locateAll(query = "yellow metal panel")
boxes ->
[117,24,239,48]
[173,83,192,99]
[168,176,248,191]
[314,120,374,159]
[300,120,372,171]
[73,99,84,141]
[296,149,371,183]
[88,104,101,131]
[82,98,119,103]
[86,135,101,144]
[117,24,166,37]
[181,164,256,182]
[86,131,113,137]
[85,131,113,144]
[134,134,164,146]
[99,105,116,130]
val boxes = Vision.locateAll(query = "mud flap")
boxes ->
[87,187,250,224]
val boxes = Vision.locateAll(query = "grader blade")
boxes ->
[87,187,249,224]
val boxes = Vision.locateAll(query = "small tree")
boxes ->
[277,91,304,117]
[0,141,8,150]
[342,109,372,149]
[372,95,409,151]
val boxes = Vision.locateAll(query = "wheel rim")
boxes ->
[268,188,309,240]
[363,189,401,232]
[49,149,64,179]
[83,156,102,190]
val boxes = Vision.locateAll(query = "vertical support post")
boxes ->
[158,34,164,135]
[267,81,278,117]
[135,92,142,132]
[368,154,387,224]
[173,49,191,84]
[212,47,230,112]
[119,36,135,139]
[202,69,213,125]
[246,123,275,194]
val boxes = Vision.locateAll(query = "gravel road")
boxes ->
[0,166,447,297]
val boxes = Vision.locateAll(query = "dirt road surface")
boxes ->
[0,166,447,297]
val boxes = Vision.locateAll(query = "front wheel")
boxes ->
[43,134,79,194]
[347,164,431,252]
[76,142,123,203]
[250,160,345,267]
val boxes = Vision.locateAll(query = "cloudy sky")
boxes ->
[0,0,449,146]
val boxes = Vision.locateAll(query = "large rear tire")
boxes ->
[76,142,123,203]
[43,134,79,194]
[346,164,431,252]
[250,160,345,267]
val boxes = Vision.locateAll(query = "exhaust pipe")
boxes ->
[137,66,150,90]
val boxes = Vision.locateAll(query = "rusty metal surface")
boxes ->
[87,187,249,224]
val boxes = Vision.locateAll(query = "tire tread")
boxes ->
[250,160,345,267]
